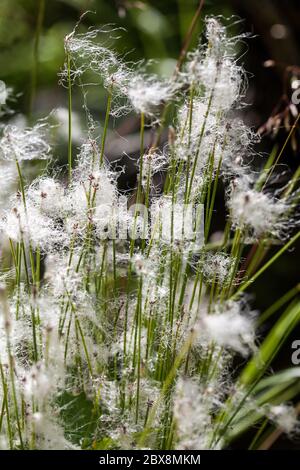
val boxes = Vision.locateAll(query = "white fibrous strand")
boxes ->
[140,150,168,193]
[62,28,123,84]
[199,252,236,285]
[220,119,259,178]
[62,27,177,118]
[29,413,78,450]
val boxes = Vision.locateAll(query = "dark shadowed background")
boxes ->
[0,0,300,448]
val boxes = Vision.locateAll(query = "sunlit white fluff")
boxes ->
[228,177,291,239]
[200,252,236,285]
[27,177,65,219]
[174,378,223,450]
[269,404,299,434]
[0,200,66,251]
[197,299,256,356]
[184,18,247,112]
[30,413,78,450]
[0,160,17,213]
[127,74,177,116]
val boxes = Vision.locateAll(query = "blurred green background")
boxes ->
[1,0,299,180]
[0,0,298,121]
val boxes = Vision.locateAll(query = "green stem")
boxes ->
[67,52,72,183]
[100,86,113,166]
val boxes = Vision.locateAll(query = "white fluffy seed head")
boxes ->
[175,98,220,169]
[269,404,299,434]
[228,177,290,239]
[23,362,52,402]
[61,27,177,118]
[174,377,223,450]
[65,166,118,239]
[200,252,236,286]
[0,160,17,214]
[30,413,77,450]
[127,74,176,116]
[61,27,123,86]
[220,119,259,178]
[44,254,83,298]
[27,177,65,219]
[0,200,66,251]
[184,18,247,112]
[197,299,256,356]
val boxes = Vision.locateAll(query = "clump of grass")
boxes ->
[0,14,299,450]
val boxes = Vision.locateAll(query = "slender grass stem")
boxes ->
[100,85,113,167]
[67,53,72,183]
